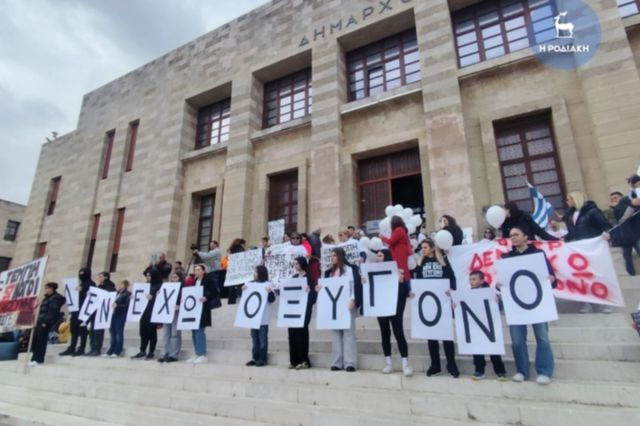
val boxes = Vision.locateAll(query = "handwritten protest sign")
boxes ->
[0,257,48,331]
[321,241,361,274]
[268,219,285,245]
[226,249,263,287]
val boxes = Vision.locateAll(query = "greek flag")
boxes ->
[526,180,554,228]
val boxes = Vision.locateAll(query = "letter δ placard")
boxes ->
[360,261,399,317]
[410,279,454,341]
[496,252,558,325]
[151,282,181,324]
[452,287,505,355]
[177,286,203,330]
[126,283,150,323]
[63,278,79,312]
[234,283,269,329]
[78,287,102,322]
[93,290,117,330]
[277,277,309,328]
[316,277,351,330]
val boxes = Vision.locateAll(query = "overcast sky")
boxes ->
[0,0,267,205]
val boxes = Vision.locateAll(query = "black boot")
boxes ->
[59,347,75,356]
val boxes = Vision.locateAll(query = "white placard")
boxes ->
[177,286,203,330]
[315,277,351,330]
[320,241,361,274]
[496,252,558,325]
[277,277,309,328]
[462,227,474,245]
[78,286,101,322]
[226,249,263,287]
[360,261,399,317]
[234,282,270,329]
[93,291,117,330]
[151,282,181,324]
[264,243,297,288]
[126,283,150,323]
[63,278,79,312]
[452,287,505,355]
[410,279,455,341]
[268,219,285,245]
[0,256,48,332]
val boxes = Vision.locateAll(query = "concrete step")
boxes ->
[0,401,115,426]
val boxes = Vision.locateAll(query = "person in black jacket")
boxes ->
[501,201,558,241]
[287,257,316,370]
[131,268,162,360]
[106,280,131,357]
[563,191,611,242]
[144,253,172,282]
[416,239,459,378]
[186,264,217,364]
[30,282,66,365]
[60,267,95,356]
[87,271,116,356]
[439,215,464,246]
[610,185,640,275]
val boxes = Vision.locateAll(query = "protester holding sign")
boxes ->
[29,282,65,366]
[499,226,556,385]
[186,264,216,364]
[440,215,464,246]
[131,269,162,360]
[374,249,412,377]
[60,268,95,357]
[322,247,362,372]
[87,271,116,356]
[244,266,276,367]
[288,257,316,370]
[105,280,131,358]
[158,272,184,363]
[416,239,459,378]
[227,239,245,304]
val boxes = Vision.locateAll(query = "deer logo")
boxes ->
[554,11,574,38]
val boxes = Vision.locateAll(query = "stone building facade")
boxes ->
[0,200,26,272]
[13,0,640,284]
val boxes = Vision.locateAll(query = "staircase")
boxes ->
[1,249,639,425]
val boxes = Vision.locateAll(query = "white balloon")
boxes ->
[369,237,383,251]
[393,204,404,216]
[486,205,506,229]
[407,224,416,235]
[379,217,391,233]
[410,239,418,249]
[402,208,413,219]
[384,205,394,217]
[408,256,417,270]
[411,215,422,227]
[359,236,370,247]
[434,230,454,250]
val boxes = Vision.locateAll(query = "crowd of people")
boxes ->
[27,173,640,387]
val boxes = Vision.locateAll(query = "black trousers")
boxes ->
[377,284,409,358]
[288,301,314,366]
[473,354,506,375]
[31,322,52,363]
[139,306,157,354]
[428,340,457,371]
[90,328,105,352]
[68,311,87,351]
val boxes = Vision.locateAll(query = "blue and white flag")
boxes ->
[526,180,554,228]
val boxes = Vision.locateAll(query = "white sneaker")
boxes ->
[192,356,208,364]
[601,306,613,314]
[185,356,198,363]
[536,375,551,385]
[403,365,413,377]
[579,303,593,314]
[512,373,525,382]
[109,354,118,358]
[100,353,109,358]
[28,361,38,367]
[382,364,393,374]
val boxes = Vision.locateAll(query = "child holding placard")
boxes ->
[244,265,276,367]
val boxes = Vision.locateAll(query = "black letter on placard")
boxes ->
[419,291,442,326]
[460,300,496,343]
[99,297,111,323]
[82,292,97,317]
[282,286,302,319]
[379,0,393,13]
[132,289,145,315]
[362,6,375,20]
[244,291,263,318]
[299,36,310,48]
[367,270,392,308]
[509,270,543,310]
[64,284,75,309]
[325,286,344,320]
[182,295,197,323]
[158,287,176,314]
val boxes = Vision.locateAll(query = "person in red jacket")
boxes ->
[380,216,413,281]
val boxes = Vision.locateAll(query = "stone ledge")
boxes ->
[340,82,422,115]
[180,143,228,163]
[250,116,312,143]
[458,48,538,81]
[623,13,640,30]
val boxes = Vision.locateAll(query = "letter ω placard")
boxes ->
[452,287,505,355]
[234,283,269,329]
[63,278,79,312]
[151,282,181,324]
[496,252,558,325]
[316,277,351,330]
[277,277,309,328]
[410,279,454,341]
[177,286,203,330]
[126,283,150,323]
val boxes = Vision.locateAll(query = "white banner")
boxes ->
[268,219,285,245]
[452,287,505,355]
[63,278,79,313]
[177,286,203,330]
[93,290,117,330]
[320,241,361,274]
[226,249,263,287]
[234,282,270,329]
[151,282,181,324]
[277,277,309,328]
[78,286,102,322]
[0,256,48,331]
[360,261,399,317]
[126,283,150,323]
[496,252,558,325]
[410,279,455,341]
[315,277,351,330]
[448,237,624,307]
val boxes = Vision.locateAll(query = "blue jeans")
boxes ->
[192,328,207,357]
[509,322,554,378]
[251,325,269,363]
[107,312,126,355]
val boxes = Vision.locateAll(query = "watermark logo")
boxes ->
[532,0,601,70]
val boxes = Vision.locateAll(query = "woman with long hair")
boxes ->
[158,271,184,363]
[245,265,276,367]
[186,264,217,364]
[288,256,316,369]
[439,215,464,246]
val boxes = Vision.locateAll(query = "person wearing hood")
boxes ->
[131,267,162,360]
[87,271,116,356]
[501,201,558,241]
[29,282,66,365]
[60,267,95,356]
[158,271,185,363]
